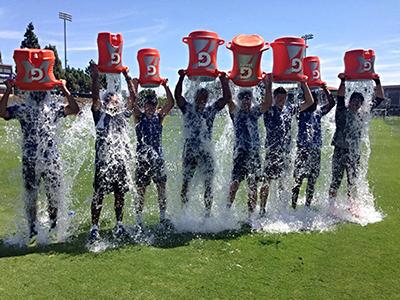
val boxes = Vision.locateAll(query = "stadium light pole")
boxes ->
[301,34,314,57]
[59,12,72,69]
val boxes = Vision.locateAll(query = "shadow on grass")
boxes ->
[0,224,255,258]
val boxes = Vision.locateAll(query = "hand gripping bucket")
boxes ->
[343,49,378,80]
[226,34,269,87]
[271,37,307,82]
[97,32,127,73]
[183,30,224,81]
[303,56,325,87]
[13,49,62,91]
[137,48,165,88]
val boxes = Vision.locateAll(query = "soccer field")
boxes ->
[0,116,399,299]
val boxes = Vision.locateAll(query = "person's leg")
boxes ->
[156,182,167,222]
[291,176,304,209]
[345,152,360,203]
[329,147,345,203]
[43,162,63,230]
[114,190,125,224]
[228,180,240,209]
[228,152,245,209]
[135,186,146,226]
[22,159,40,237]
[246,177,257,215]
[153,157,168,222]
[203,152,214,217]
[181,152,197,207]
[91,191,105,227]
[305,176,317,207]
[259,178,271,216]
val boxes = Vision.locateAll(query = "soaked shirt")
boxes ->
[332,95,384,151]
[180,101,221,151]
[135,112,163,159]
[263,104,296,152]
[230,105,262,155]
[6,101,65,161]
[93,108,132,165]
[297,102,335,149]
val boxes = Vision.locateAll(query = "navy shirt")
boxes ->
[263,104,296,152]
[180,101,221,151]
[135,112,163,158]
[93,108,132,164]
[332,95,384,151]
[230,105,262,154]
[6,100,65,160]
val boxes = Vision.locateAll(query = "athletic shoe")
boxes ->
[88,227,100,244]
[113,224,129,239]
[159,218,175,232]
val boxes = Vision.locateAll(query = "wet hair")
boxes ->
[238,89,252,101]
[28,91,47,103]
[103,92,117,104]
[349,92,365,104]
[139,89,157,106]
[273,87,287,96]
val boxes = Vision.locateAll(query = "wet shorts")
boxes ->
[135,156,167,187]
[232,150,262,185]
[263,149,288,180]
[293,147,321,179]
[330,146,360,192]
[94,159,130,195]
[182,147,214,182]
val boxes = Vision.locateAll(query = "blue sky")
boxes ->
[0,0,399,87]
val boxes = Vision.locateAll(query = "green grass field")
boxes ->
[0,117,399,299]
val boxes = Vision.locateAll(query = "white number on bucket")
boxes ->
[147,65,157,76]
[364,61,372,72]
[312,70,320,80]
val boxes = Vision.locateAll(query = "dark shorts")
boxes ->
[135,156,167,187]
[232,150,261,185]
[94,159,130,195]
[182,147,214,183]
[263,149,288,180]
[22,156,62,207]
[293,147,321,179]
[330,146,360,192]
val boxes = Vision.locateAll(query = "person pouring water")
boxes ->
[0,79,79,245]
[175,69,231,218]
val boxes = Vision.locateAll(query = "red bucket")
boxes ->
[13,49,62,91]
[303,56,325,87]
[343,49,378,80]
[137,48,165,88]
[183,30,224,81]
[97,32,127,73]
[226,34,269,87]
[271,37,307,82]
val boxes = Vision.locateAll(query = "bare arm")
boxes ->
[122,70,142,121]
[215,72,232,110]
[174,69,187,109]
[159,79,175,118]
[320,83,336,116]
[372,76,385,110]
[300,81,314,112]
[60,80,80,116]
[90,63,101,111]
[260,73,273,114]
[336,73,346,108]
[0,80,13,120]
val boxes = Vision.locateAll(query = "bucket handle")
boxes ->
[182,37,189,44]
[218,39,225,46]
[261,42,270,52]
[226,42,232,50]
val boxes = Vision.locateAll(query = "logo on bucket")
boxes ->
[147,65,157,76]
[107,42,122,67]
[312,70,320,80]
[111,53,121,65]
[285,45,304,75]
[22,60,51,83]
[236,54,258,81]
[193,39,216,69]
[357,56,375,73]
[240,66,253,80]
[197,52,211,67]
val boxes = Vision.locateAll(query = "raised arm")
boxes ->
[371,76,385,110]
[90,63,101,111]
[0,79,13,120]
[159,79,175,118]
[174,69,187,109]
[215,72,232,110]
[336,73,346,109]
[61,80,80,116]
[320,83,336,116]
[300,81,314,112]
[122,69,141,120]
[260,73,273,114]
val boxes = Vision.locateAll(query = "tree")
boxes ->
[44,44,63,80]
[20,22,40,49]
